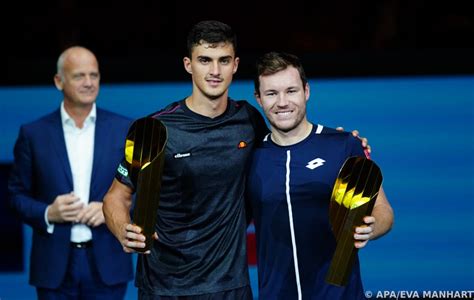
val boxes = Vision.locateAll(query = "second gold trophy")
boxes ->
[124,117,167,253]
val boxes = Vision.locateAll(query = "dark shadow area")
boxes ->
[0,164,24,272]
[3,0,474,84]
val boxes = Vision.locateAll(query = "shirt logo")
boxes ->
[237,141,248,149]
[117,164,128,177]
[174,152,191,159]
[306,158,325,170]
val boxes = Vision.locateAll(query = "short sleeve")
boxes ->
[347,135,369,159]
[115,158,135,191]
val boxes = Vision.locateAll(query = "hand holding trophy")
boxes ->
[124,117,167,253]
[326,156,382,286]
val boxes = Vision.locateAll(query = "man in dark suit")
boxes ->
[8,46,133,299]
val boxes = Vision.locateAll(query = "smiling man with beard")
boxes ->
[246,51,394,300]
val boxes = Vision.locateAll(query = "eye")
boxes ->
[72,74,84,80]
[265,91,276,97]
[90,73,100,80]
[288,89,297,94]
[198,57,210,64]
[220,58,231,65]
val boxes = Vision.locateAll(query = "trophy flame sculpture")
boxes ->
[124,117,167,253]
[326,156,382,286]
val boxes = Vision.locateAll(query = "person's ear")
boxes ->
[183,57,192,74]
[232,57,240,74]
[54,74,63,91]
[254,92,263,108]
[305,82,310,102]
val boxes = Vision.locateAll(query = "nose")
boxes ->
[276,94,289,107]
[209,61,220,76]
[83,76,93,86]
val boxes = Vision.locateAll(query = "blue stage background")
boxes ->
[1,75,473,299]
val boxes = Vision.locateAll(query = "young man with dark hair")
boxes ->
[103,20,266,299]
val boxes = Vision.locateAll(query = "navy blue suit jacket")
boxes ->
[8,107,134,289]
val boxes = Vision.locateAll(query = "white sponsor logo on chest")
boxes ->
[306,158,325,170]
[174,152,191,159]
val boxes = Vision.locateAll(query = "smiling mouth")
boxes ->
[275,110,293,116]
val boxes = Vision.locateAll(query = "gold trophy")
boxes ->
[326,156,382,286]
[124,117,167,253]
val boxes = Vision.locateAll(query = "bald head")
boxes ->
[53,46,100,110]
[57,46,98,80]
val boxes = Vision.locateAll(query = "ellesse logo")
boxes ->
[237,141,247,149]
[174,152,191,159]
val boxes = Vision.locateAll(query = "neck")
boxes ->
[64,101,93,128]
[271,121,313,146]
[185,94,228,118]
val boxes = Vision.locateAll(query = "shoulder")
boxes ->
[21,110,59,132]
[96,108,132,134]
[315,124,342,135]
[97,108,131,122]
[231,99,258,113]
[311,124,364,149]
[147,100,182,119]
[314,124,353,139]
[315,125,365,156]
[230,99,265,122]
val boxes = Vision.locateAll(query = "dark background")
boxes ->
[3,0,474,85]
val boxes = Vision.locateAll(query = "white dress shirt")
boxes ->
[45,102,96,242]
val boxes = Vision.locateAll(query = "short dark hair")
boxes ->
[254,52,308,96]
[186,20,237,57]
